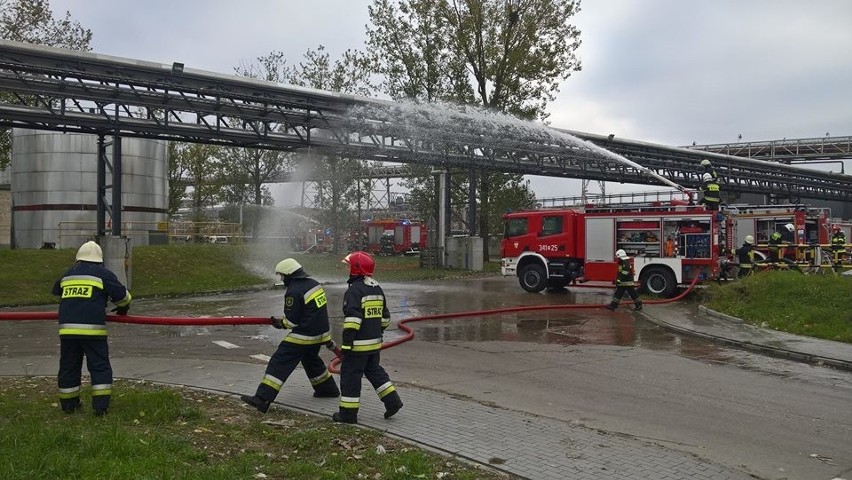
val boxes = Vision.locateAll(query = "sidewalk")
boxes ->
[642,303,852,371]
[3,304,850,480]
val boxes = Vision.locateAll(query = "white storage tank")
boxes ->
[11,129,168,249]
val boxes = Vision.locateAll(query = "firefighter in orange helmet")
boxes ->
[333,251,403,424]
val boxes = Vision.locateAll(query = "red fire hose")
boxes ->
[0,276,701,375]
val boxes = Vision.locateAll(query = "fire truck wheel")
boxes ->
[640,266,677,298]
[518,264,547,293]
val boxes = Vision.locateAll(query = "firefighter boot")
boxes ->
[332,408,358,424]
[605,303,617,311]
[313,378,340,398]
[240,394,271,414]
[634,301,643,311]
[61,398,81,414]
[382,392,403,419]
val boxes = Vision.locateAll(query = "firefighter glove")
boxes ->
[325,340,337,351]
[111,305,129,315]
[270,316,285,329]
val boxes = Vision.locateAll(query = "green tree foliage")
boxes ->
[0,0,92,169]
[286,45,376,254]
[366,0,580,257]
[168,142,223,222]
[227,51,295,207]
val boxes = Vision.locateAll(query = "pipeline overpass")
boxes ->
[1,39,851,210]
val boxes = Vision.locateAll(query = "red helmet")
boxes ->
[833,225,841,232]
[342,251,375,276]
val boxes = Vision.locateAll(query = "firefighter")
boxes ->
[333,251,403,424]
[241,258,339,413]
[700,172,721,211]
[830,225,847,273]
[700,159,718,181]
[768,223,794,265]
[736,235,756,277]
[605,249,643,311]
[51,241,132,415]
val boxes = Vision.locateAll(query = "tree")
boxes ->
[366,0,582,260]
[0,0,92,169]
[286,45,377,254]
[168,142,224,222]
[228,51,295,207]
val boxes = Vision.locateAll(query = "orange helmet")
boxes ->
[342,251,375,276]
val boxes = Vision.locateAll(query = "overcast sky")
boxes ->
[47,0,852,200]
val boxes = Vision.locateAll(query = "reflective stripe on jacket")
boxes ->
[281,277,332,346]
[341,276,390,354]
[52,261,131,338]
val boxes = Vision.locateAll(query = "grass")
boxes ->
[702,270,852,343]
[0,377,510,480]
[0,244,501,307]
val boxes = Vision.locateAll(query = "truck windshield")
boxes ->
[505,218,528,238]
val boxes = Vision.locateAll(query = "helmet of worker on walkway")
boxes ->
[833,225,841,232]
[615,249,628,260]
[342,251,375,277]
[784,223,794,232]
[744,235,754,245]
[275,258,307,283]
[701,172,713,182]
[76,241,103,263]
[700,159,711,167]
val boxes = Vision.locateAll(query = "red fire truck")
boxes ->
[501,202,838,297]
[361,219,427,256]
[501,202,719,297]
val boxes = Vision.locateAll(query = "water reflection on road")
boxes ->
[5,276,847,386]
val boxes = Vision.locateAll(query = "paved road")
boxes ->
[2,277,851,480]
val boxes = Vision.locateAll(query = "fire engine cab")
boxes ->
[501,203,721,297]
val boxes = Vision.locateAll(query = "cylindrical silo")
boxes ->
[0,167,10,247]
[11,129,169,249]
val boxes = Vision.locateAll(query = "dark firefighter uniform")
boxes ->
[606,252,643,311]
[831,229,847,272]
[244,275,340,413]
[52,258,131,414]
[768,231,784,264]
[335,276,403,423]
[700,173,721,211]
[736,242,755,277]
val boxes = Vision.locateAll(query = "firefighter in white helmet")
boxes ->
[736,235,756,277]
[51,240,132,416]
[605,249,642,311]
[700,172,721,211]
[241,258,339,414]
[768,223,794,265]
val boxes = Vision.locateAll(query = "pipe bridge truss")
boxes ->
[1,39,851,204]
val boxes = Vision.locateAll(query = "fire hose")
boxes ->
[0,275,701,375]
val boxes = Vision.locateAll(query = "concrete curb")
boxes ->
[641,306,852,372]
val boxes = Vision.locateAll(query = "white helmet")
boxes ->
[701,172,713,182]
[784,223,794,232]
[615,249,628,260]
[275,258,302,276]
[744,235,754,245]
[700,159,711,167]
[76,241,103,263]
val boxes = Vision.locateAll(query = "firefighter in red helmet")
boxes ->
[333,251,403,424]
